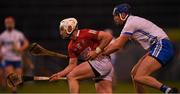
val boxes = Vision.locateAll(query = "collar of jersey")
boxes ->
[6,29,15,33]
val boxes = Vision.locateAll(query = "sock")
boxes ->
[160,84,171,93]
[22,76,34,82]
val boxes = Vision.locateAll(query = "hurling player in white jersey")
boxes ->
[102,4,178,93]
[0,16,29,92]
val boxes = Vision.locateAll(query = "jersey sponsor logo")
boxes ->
[1,41,13,46]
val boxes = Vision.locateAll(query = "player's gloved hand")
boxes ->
[86,51,98,60]
[49,73,62,81]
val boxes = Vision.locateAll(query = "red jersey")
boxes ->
[68,29,100,60]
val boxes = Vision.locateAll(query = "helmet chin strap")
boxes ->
[119,13,128,21]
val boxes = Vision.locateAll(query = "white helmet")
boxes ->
[59,18,78,39]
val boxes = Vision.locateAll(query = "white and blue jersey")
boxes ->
[0,29,26,68]
[120,15,174,66]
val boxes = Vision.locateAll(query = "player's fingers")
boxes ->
[88,52,94,60]
[101,51,106,56]
[49,74,56,79]
[49,76,59,81]
[49,73,60,80]
[89,56,93,60]
[49,74,57,80]
[86,56,91,60]
[92,54,98,59]
[49,77,56,81]
[85,54,91,60]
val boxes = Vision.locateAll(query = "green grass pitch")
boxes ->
[0,80,180,93]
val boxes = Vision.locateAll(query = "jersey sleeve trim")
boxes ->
[122,32,133,36]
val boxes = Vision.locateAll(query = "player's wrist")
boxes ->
[57,72,64,77]
[95,47,102,54]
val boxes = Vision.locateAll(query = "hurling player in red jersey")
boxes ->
[50,18,114,93]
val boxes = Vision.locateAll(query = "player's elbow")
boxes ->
[24,40,29,49]
[105,32,113,42]
[26,41,30,48]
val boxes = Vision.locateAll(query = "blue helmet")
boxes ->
[113,3,131,15]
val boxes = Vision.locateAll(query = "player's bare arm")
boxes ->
[19,39,29,52]
[50,57,77,81]
[103,34,129,55]
[13,38,29,53]
[21,39,29,51]
[86,31,113,60]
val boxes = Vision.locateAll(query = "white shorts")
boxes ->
[88,55,114,82]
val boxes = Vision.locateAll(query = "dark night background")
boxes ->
[0,0,180,40]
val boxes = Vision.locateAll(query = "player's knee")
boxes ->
[96,86,112,93]
[134,75,143,82]
[95,85,102,93]
[67,72,76,80]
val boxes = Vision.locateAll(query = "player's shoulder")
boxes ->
[129,15,143,20]
[124,15,149,29]
[0,30,6,35]
[127,15,140,23]
[0,30,9,37]
[80,28,98,34]
[80,28,91,32]
[128,15,150,23]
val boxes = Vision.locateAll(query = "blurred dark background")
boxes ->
[0,0,180,40]
[0,0,180,81]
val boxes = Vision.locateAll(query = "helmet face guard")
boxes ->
[59,18,78,39]
[59,26,69,39]
[59,25,77,39]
